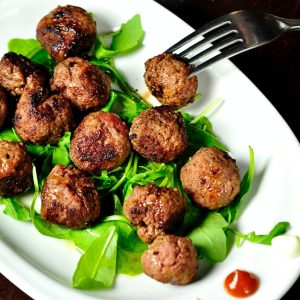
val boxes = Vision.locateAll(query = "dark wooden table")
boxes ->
[1,0,299,299]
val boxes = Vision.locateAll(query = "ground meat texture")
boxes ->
[0,88,8,129]
[36,5,96,62]
[144,52,198,109]
[142,235,198,285]
[123,185,186,243]
[129,107,188,162]
[0,141,32,196]
[50,57,111,111]
[14,87,74,145]
[180,147,240,210]
[70,111,131,173]
[0,52,46,98]
[41,164,100,229]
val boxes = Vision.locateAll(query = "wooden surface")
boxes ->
[1,0,299,299]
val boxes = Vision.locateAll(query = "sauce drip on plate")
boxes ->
[224,269,259,298]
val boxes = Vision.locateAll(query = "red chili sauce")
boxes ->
[224,269,259,298]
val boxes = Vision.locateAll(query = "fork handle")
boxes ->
[281,18,300,30]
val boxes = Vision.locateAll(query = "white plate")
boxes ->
[0,0,300,299]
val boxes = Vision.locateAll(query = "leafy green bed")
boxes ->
[0,14,288,289]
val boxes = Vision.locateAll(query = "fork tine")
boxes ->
[190,43,246,75]
[187,35,243,63]
[177,27,238,58]
[166,17,231,52]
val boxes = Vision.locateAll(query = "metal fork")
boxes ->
[166,10,300,75]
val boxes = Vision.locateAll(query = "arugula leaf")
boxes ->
[186,124,228,152]
[0,128,21,142]
[113,194,123,215]
[110,14,144,53]
[113,90,149,123]
[8,38,54,72]
[219,147,255,223]
[188,212,228,261]
[91,60,148,104]
[52,132,72,165]
[30,164,71,239]
[95,14,144,58]
[72,225,118,289]
[2,197,31,222]
[117,229,147,275]
[231,222,289,246]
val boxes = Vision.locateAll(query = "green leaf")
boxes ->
[113,194,123,215]
[188,212,228,261]
[117,229,147,275]
[91,60,149,104]
[94,15,144,59]
[30,164,71,239]
[2,197,31,222]
[26,143,52,157]
[72,225,118,289]
[52,132,71,165]
[114,90,148,123]
[186,124,228,152]
[219,147,255,223]
[110,14,144,53]
[101,91,118,113]
[0,128,21,142]
[8,38,54,72]
[231,222,290,246]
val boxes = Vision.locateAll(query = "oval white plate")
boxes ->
[0,0,300,299]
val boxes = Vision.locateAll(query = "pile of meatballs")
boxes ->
[0,5,241,286]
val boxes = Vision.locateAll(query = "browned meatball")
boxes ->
[50,57,111,111]
[129,107,188,163]
[142,235,198,285]
[144,52,198,109]
[0,52,46,98]
[123,185,186,243]
[0,88,8,129]
[14,87,74,145]
[36,5,96,62]
[0,141,32,196]
[41,164,100,229]
[70,111,131,173]
[180,147,240,210]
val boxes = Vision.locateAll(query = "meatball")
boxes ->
[70,111,131,173]
[123,185,186,243]
[0,88,8,129]
[41,164,100,229]
[51,57,111,111]
[0,52,46,98]
[0,141,32,196]
[144,52,198,109]
[142,235,198,285]
[14,87,74,145]
[129,107,188,162]
[36,5,96,62]
[180,147,240,210]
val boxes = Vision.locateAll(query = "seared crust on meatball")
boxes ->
[0,52,46,97]
[0,141,32,196]
[129,107,188,162]
[142,235,198,285]
[51,57,111,111]
[144,52,198,109]
[70,111,131,173]
[36,5,96,62]
[14,87,75,145]
[123,185,186,243]
[180,147,240,210]
[41,164,100,229]
[0,88,8,129]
